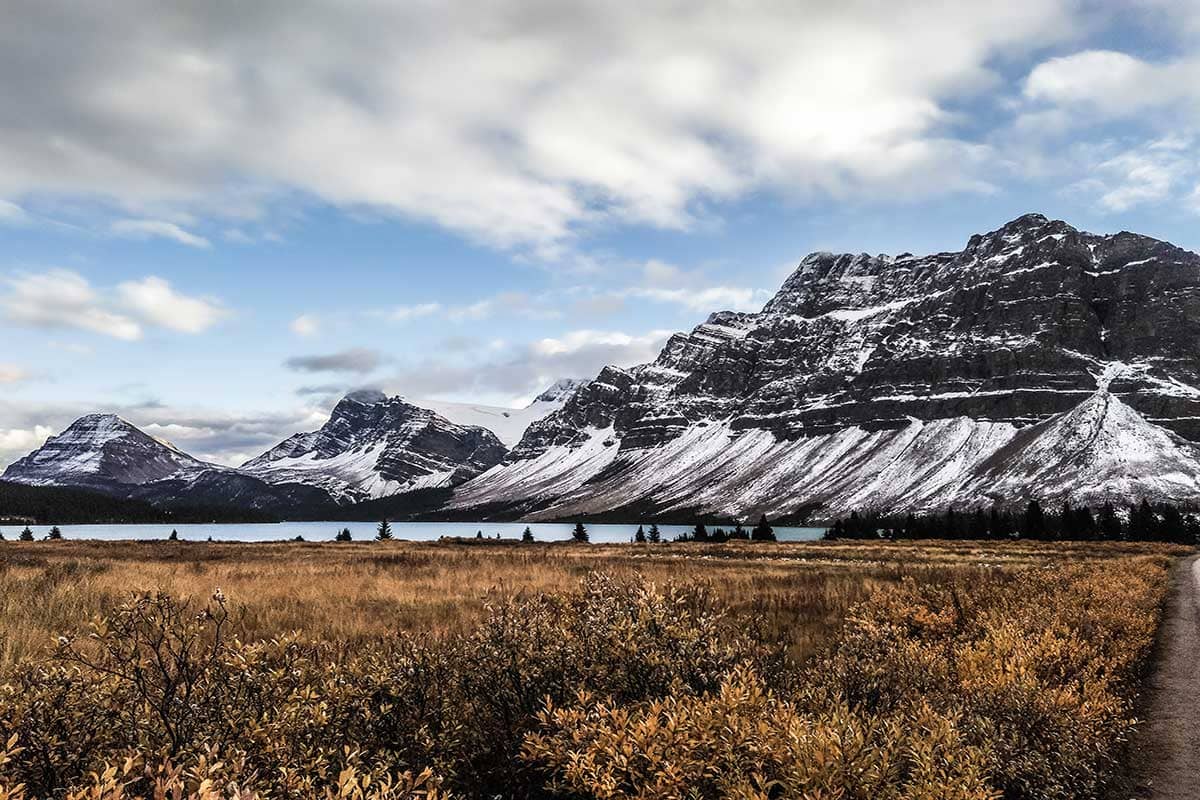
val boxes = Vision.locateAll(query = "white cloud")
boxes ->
[0,1,1079,254]
[631,286,770,313]
[117,276,226,333]
[285,348,384,374]
[111,218,211,248]
[0,365,29,384]
[0,200,29,225]
[388,303,442,322]
[2,269,226,340]
[290,314,319,336]
[3,270,142,340]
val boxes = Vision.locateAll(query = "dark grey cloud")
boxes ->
[285,347,383,374]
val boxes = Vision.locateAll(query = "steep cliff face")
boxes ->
[242,391,508,502]
[451,214,1200,520]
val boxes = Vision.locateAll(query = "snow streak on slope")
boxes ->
[452,389,1200,520]
[413,379,585,447]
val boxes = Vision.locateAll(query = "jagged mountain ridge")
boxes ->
[3,380,584,513]
[450,214,1200,519]
[241,391,509,502]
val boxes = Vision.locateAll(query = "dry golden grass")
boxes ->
[0,537,1185,672]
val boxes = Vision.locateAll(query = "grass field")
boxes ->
[0,537,1190,799]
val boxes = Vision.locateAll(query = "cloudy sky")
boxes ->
[2,0,1200,467]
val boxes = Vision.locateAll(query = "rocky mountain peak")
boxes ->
[450,214,1200,520]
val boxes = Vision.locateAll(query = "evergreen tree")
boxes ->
[1160,504,1188,544]
[476,530,484,539]
[968,508,988,539]
[692,522,708,542]
[335,527,352,542]
[168,529,179,541]
[0,530,4,541]
[522,526,535,543]
[647,523,661,543]
[376,519,394,541]
[19,527,34,541]
[572,521,589,543]
[1098,502,1123,541]
[634,524,646,543]
[47,526,63,540]
[751,514,775,541]
[1021,500,1046,540]
[731,522,749,540]
[1129,499,1157,541]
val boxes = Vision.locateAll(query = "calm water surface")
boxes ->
[2,521,826,544]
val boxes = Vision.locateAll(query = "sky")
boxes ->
[3,0,1200,467]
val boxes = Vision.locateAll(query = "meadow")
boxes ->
[0,537,1190,799]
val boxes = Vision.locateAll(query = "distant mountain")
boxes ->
[2,414,334,517]
[240,390,509,503]
[449,214,1200,521]
[413,378,588,447]
[1,380,585,518]
[4,414,210,490]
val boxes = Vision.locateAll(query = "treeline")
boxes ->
[0,480,277,526]
[827,499,1200,544]
[672,516,777,543]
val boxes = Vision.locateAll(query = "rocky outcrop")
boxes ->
[242,391,508,502]
[451,214,1200,520]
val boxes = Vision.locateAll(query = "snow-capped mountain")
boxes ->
[412,379,587,447]
[2,414,212,490]
[449,214,1200,520]
[2,414,334,513]
[241,390,508,502]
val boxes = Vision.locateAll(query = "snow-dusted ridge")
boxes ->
[449,213,1200,520]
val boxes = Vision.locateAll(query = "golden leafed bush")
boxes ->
[0,548,1179,800]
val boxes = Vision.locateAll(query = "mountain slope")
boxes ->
[2,414,212,490]
[450,214,1200,520]
[242,390,508,502]
[413,379,587,447]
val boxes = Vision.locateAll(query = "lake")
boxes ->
[1,521,827,544]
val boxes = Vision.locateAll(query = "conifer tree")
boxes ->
[19,527,33,541]
[376,519,394,541]
[335,527,352,542]
[47,526,63,540]
[1021,500,1045,540]
[1098,502,1123,541]
[572,521,589,543]
[1130,499,1157,541]
[751,514,775,541]
[692,522,708,542]
[522,526,535,543]
[168,529,179,541]
[634,524,646,543]
[647,523,661,543]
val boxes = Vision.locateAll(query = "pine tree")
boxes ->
[376,519,394,541]
[0,530,5,541]
[968,508,987,539]
[168,529,179,541]
[634,524,646,543]
[751,514,775,541]
[1021,500,1046,540]
[731,522,748,540]
[335,527,352,542]
[572,522,589,543]
[647,523,661,543]
[47,526,63,540]
[1098,502,1123,541]
[1130,499,1157,541]
[19,527,34,541]
[691,522,709,542]
[522,526,535,543]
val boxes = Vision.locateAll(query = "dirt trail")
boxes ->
[1121,554,1200,799]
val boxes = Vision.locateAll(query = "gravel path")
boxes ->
[1120,554,1200,799]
